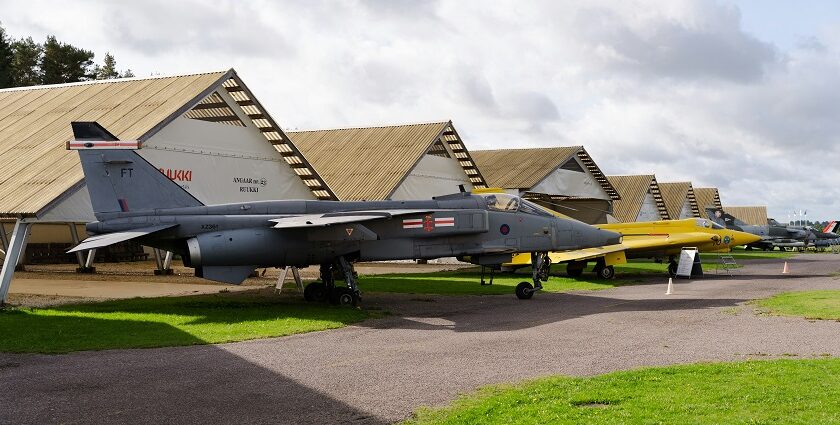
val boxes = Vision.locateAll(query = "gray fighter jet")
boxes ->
[707,208,838,250]
[67,122,620,305]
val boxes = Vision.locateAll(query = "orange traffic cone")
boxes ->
[666,278,674,295]
[782,261,790,274]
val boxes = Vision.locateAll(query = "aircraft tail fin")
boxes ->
[823,221,838,234]
[705,207,746,230]
[69,122,203,219]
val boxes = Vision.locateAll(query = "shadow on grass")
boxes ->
[0,292,368,354]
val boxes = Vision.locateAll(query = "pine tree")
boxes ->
[0,24,14,88]
[41,35,94,84]
[10,37,42,86]
[95,52,119,79]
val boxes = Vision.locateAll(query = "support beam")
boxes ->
[153,249,174,275]
[72,223,95,273]
[275,266,303,294]
[0,222,9,254]
[14,223,31,271]
[152,248,164,270]
[84,249,97,270]
[67,223,87,269]
[163,251,173,270]
[0,220,32,304]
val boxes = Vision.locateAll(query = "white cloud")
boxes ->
[2,0,839,220]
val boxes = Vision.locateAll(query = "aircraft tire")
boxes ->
[515,281,534,300]
[597,265,615,280]
[566,262,584,277]
[304,282,328,302]
[330,287,357,307]
[667,262,678,277]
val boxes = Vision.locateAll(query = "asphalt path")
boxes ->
[1,255,839,424]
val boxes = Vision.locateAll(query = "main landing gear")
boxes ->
[516,252,550,300]
[303,257,360,307]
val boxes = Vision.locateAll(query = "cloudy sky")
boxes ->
[3,0,839,221]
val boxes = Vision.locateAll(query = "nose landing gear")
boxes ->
[516,252,550,300]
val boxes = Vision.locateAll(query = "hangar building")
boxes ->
[0,69,333,302]
[725,206,769,226]
[694,187,724,214]
[289,122,487,200]
[471,147,619,224]
[658,182,701,219]
[607,175,670,222]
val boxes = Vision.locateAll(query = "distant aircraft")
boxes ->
[506,218,761,278]
[707,208,839,250]
[67,122,620,304]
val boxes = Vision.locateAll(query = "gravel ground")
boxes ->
[1,255,838,424]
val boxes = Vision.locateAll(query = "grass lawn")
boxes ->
[0,293,369,353]
[405,359,840,424]
[753,290,840,320]
[355,262,663,296]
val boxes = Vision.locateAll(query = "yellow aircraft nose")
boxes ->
[726,229,762,246]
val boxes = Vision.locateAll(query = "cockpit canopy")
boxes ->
[695,218,725,230]
[477,193,555,217]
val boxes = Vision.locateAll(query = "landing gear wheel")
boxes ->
[304,282,328,302]
[596,265,615,280]
[667,262,678,277]
[330,287,358,307]
[515,281,534,300]
[566,263,584,278]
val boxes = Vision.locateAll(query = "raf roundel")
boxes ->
[500,224,510,235]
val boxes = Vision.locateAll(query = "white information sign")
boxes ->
[676,248,698,278]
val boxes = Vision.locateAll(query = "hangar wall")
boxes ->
[141,116,316,204]
[637,192,661,221]
[679,198,693,219]
[37,185,95,223]
[530,157,610,200]
[390,154,474,200]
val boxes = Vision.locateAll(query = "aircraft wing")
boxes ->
[270,210,434,229]
[620,232,725,252]
[68,224,178,253]
[550,233,723,263]
[507,232,726,267]
[547,244,626,263]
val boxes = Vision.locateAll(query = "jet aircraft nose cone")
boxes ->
[572,221,622,248]
[736,230,763,245]
[601,229,623,246]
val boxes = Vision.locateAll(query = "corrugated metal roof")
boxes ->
[607,175,670,222]
[471,147,619,200]
[0,70,334,217]
[694,187,723,212]
[726,206,768,226]
[658,182,700,219]
[289,121,487,201]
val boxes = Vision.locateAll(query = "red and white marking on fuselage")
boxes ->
[402,219,424,229]
[402,217,456,229]
[434,217,455,227]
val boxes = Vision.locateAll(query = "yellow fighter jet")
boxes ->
[507,218,763,279]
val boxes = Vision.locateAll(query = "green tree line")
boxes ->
[0,23,133,88]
